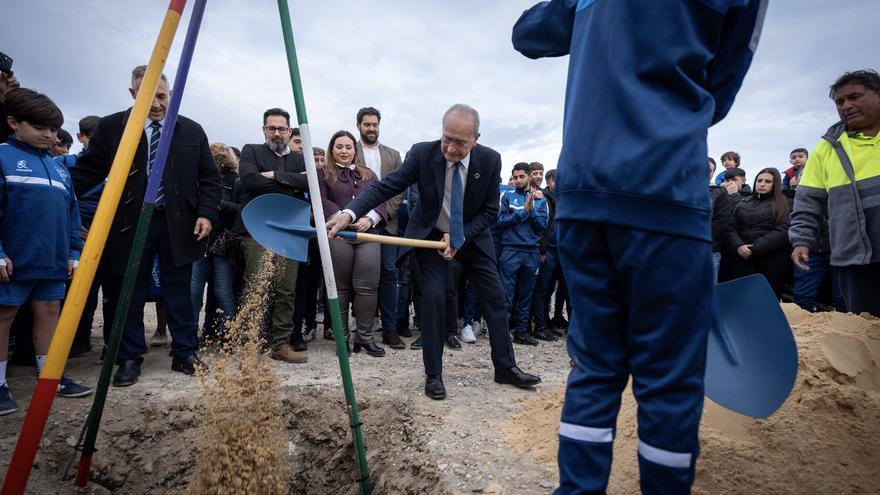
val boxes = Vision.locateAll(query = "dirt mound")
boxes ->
[503,304,880,494]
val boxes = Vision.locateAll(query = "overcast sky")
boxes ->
[3,1,875,183]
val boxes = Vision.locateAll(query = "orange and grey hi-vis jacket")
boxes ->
[789,121,880,266]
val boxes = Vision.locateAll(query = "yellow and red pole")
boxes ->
[1,1,187,493]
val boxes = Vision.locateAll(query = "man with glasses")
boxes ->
[328,104,541,400]
[232,108,310,363]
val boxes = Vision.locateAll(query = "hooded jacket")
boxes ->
[0,137,83,280]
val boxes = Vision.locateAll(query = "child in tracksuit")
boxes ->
[498,162,548,346]
[0,88,92,415]
[513,1,765,493]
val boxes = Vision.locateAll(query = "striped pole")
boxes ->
[0,1,188,493]
[275,2,371,493]
[73,0,207,488]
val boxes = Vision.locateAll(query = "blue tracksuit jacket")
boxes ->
[498,187,549,252]
[0,137,83,280]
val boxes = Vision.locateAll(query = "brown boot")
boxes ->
[381,330,406,350]
[269,343,308,363]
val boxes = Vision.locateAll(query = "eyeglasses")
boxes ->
[263,126,290,134]
[441,135,471,149]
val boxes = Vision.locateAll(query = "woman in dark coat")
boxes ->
[318,130,387,356]
[725,167,791,299]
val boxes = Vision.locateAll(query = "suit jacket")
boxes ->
[232,143,309,235]
[356,141,403,234]
[72,109,221,276]
[347,141,501,259]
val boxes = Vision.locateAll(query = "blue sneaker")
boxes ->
[57,376,93,398]
[0,384,18,415]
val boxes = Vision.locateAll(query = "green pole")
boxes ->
[275,2,371,493]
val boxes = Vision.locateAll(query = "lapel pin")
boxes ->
[474,173,480,180]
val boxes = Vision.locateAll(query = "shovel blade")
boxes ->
[705,274,798,418]
[241,194,314,262]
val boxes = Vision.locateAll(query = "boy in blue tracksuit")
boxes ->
[0,88,92,415]
[498,162,548,346]
[513,1,766,493]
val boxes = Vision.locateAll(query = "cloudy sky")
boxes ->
[4,0,875,182]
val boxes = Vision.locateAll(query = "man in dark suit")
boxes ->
[328,104,541,400]
[72,66,221,386]
[231,108,310,363]
[354,106,405,348]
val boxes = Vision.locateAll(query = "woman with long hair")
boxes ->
[318,130,387,356]
[725,167,792,299]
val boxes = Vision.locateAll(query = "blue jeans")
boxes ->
[378,243,399,332]
[499,249,540,332]
[712,251,721,282]
[792,251,846,312]
[532,247,558,329]
[463,279,482,325]
[190,254,235,328]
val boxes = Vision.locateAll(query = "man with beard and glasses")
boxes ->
[354,107,405,349]
[232,108,310,363]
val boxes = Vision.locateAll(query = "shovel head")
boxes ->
[241,193,314,262]
[705,274,798,418]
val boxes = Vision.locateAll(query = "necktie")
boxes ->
[147,121,164,205]
[450,161,464,249]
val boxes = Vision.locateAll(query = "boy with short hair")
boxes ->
[76,115,100,152]
[498,162,548,345]
[51,128,73,157]
[0,88,91,414]
[783,147,808,190]
[714,150,741,185]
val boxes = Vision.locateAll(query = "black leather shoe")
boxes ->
[292,341,308,352]
[113,360,141,387]
[495,366,542,388]
[445,335,462,350]
[551,316,569,329]
[410,336,423,350]
[171,354,206,376]
[353,340,386,357]
[512,330,539,346]
[424,375,446,400]
[533,327,558,342]
[323,327,335,340]
[397,325,413,338]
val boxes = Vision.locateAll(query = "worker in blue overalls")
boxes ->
[512,1,767,493]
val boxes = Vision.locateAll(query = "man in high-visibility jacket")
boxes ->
[790,69,880,317]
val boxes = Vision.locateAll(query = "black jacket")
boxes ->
[71,110,221,276]
[347,141,501,260]
[232,143,309,235]
[710,185,733,251]
[540,187,557,253]
[725,193,790,256]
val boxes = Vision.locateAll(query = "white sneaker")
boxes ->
[461,323,476,343]
[473,320,483,336]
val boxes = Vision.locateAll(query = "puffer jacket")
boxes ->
[725,193,790,256]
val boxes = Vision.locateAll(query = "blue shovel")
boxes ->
[705,274,798,418]
[241,193,448,262]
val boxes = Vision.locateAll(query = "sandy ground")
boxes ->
[0,300,570,494]
[2,302,879,494]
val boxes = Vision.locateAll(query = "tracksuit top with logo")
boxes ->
[0,137,83,280]
[498,187,549,252]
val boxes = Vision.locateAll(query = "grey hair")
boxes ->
[131,65,168,87]
[443,103,480,135]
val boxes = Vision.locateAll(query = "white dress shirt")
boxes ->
[435,152,470,233]
[360,141,382,179]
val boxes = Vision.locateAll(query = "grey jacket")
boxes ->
[789,122,880,266]
[356,141,403,235]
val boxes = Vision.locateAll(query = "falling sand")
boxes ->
[187,252,291,494]
[503,304,880,494]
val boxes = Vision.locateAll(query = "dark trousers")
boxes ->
[556,221,711,494]
[104,211,198,363]
[414,230,516,376]
[837,262,880,316]
[730,247,791,300]
[499,249,540,332]
[293,240,322,335]
[532,246,558,329]
[378,240,399,332]
[396,251,420,331]
[446,260,461,337]
[792,251,846,312]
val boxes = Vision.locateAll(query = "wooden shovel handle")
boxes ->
[350,232,448,250]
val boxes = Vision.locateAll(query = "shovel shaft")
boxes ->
[349,232,447,250]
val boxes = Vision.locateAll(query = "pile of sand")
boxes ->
[504,304,880,494]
